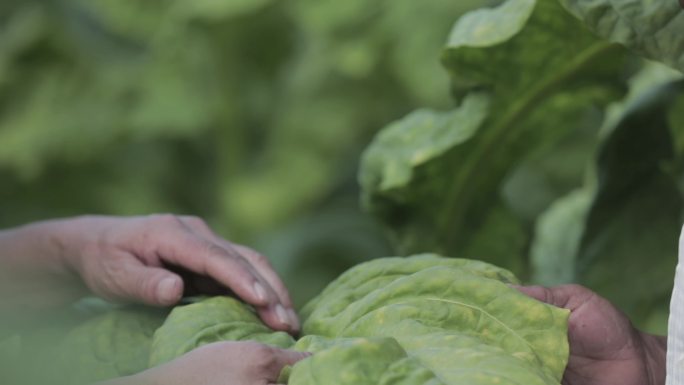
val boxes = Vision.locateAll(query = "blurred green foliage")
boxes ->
[0,0,493,306]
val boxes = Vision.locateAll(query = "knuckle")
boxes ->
[247,343,279,371]
[182,215,208,229]
[236,245,271,267]
[215,340,238,351]
[250,252,269,266]
[564,283,589,295]
[542,287,555,305]
[150,213,183,228]
[205,241,232,261]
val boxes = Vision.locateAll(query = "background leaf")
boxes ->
[0,0,492,307]
[576,80,684,327]
[558,0,684,72]
[360,0,628,276]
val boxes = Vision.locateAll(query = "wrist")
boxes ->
[23,217,89,277]
[0,217,91,311]
[640,331,667,385]
[42,216,95,275]
[0,219,73,277]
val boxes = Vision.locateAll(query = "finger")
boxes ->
[112,257,184,306]
[176,218,299,331]
[178,215,215,236]
[154,230,296,331]
[512,284,596,312]
[222,242,299,331]
[178,217,290,304]
[273,349,310,367]
[224,243,299,332]
[263,349,311,382]
[174,218,278,300]
[177,218,289,304]
[155,230,277,306]
[230,243,294,308]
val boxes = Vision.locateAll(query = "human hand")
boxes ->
[102,341,309,385]
[515,284,666,385]
[66,215,300,332]
[0,214,298,332]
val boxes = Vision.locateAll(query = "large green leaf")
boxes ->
[139,256,568,384]
[359,0,628,273]
[287,337,423,385]
[301,256,568,384]
[558,0,684,72]
[300,253,518,322]
[149,296,295,367]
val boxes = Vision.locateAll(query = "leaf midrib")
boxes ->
[436,41,616,247]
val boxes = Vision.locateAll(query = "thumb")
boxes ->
[116,263,184,306]
[511,284,595,312]
[273,349,311,367]
[264,349,311,382]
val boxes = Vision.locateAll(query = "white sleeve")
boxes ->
[667,226,684,385]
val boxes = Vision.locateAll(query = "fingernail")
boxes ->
[275,304,291,327]
[253,282,267,302]
[288,308,300,331]
[157,277,180,304]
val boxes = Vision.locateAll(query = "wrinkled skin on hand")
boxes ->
[0,214,299,333]
[516,284,666,385]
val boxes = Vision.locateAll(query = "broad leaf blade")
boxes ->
[148,297,295,367]
[558,0,684,72]
[302,256,569,384]
[359,0,628,273]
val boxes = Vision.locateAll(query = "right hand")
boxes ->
[515,284,666,385]
[110,341,309,385]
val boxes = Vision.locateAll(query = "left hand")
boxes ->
[0,215,299,333]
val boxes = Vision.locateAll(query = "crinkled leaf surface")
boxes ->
[300,253,518,321]
[359,0,628,274]
[147,255,568,384]
[301,256,568,384]
[558,0,684,72]
[149,296,295,367]
[287,337,421,385]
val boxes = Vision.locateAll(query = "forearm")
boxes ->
[0,218,87,311]
[641,332,667,385]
